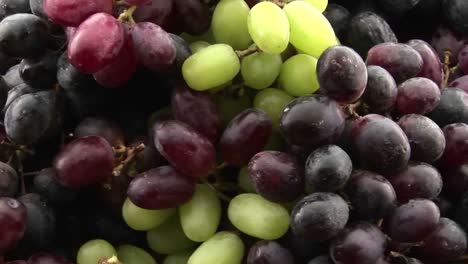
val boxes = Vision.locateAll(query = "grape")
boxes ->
[416,218,467,262]
[187,232,243,264]
[3,84,36,113]
[396,77,441,115]
[171,83,222,143]
[0,197,26,254]
[387,162,442,203]
[28,252,73,264]
[212,0,252,50]
[439,123,468,167]
[220,108,272,166]
[351,114,410,173]
[122,198,175,231]
[170,33,192,72]
[459,45,468,74]
[247,240,295,264]
[247,1,290,54]
[303,0,328,12]
[442,0,468,35]
[179,184,221,242]
[74,117,124,147]
[117,245,156,264]
[308,255,333,264]
[428,88,468,127]
[323,4,350,41]
[361,65,397,113]
[76,239,116,264]
[248,150,303,203]
[283,1,337,58]
[431,26,465,66]
[384,199,440,243]
[19,51,59,89]
[0,14,49,59]
[291,192,349,241]
[317,45,367,103]
[130,22,176,73]
[378,0,420,15]
[0,0,30,19]
[0,161,18,197]
[4,64,23,89]
[253,88,293,130]
[407,39,444,87]
[330,222,386,264]
[153,120,216,178]
[133,0,172,26]
[182,44,240,91]
[241,52,282,90]
[238,166,256,193]
[228,193,290,240]
[367,43,423,83]
[173,0,211,36]
[56,52,96,92]
[53,136,115,188]
[280,95,345,147]
[68,13,124,73]
[163,251,192,264]
[43,0,112,27]
[127,166,195,210]
[189,41,210,53]
[305,145,352,192]
[32,168,79,206]
[442,164,468,201]
[397,114,446,163]
[147,213,197,255]
[279,54,319,96]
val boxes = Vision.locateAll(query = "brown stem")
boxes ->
[344,101,362,118]
[113,143,145,176]
[443,50,452,87]
[235,46,260,58]
[117,5,137,24]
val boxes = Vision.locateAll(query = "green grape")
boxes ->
[189,41,211,53]
[238,166,256,193]
[279,54,319,96]
[163,250,193,264]
[183,44,241,91]
[302,0,328,12]
[241,52,282,90]
[117,245,157,264]
[122,198,176,231]
[228,193,290,240]
[247,1,290,54]
[180,29,215,44]
[147,214,198,255]
[212,0,252,50]
[77,239,116,264]
[215,92,252,126]
[283,1,337,58]
[254,88,293,128]
[264,131,286,151]
[188,232,244,264]
[179,184,222,242]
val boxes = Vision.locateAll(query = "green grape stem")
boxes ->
[235,46,260,58]
[118,5,137,24]
[443,50,452,87]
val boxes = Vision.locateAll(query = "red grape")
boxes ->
[173,0,211,35]
[28,252,73,264]
[133,0,172,26]
[407,39,444,87]
[0,197,26,254]
[396,77,441,115]
[43,0,112,26]
[247,240,295,264]
[440,123,468,167]
[450,75,468,93]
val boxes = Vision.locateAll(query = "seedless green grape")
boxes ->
[188,232,244,264]
[283,1,337,58]
[179,184,222,242]
[238,166,256,193]
[303,0,328,12]
[147,214,198,255]
[241,52,282,90]
[117,245,157,264]
[254,88,293,128]
[122,198,176,231]
[189,41,211,53]
[163,250,193,264]
[77,239,117,264]
[247,1,290,54]
[228,193,290,240]
[279,54,319,96]
[212,0,252,50]
[182,44,241,91]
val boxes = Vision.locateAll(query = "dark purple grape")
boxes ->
[74,117,124,147]
[442,164,468,201]
[416,218,467,263]
[291,192,349,241]
[173,0,211,35]
[345,170,397,221]
[442,0,468,35]
[127,166,195,209]
[307,255,333,264]
[330,222,386,264]
[280,95,345,148]
[220,108,272,166]
[0,197,26,254]
[0,161,18,197]
[384,199,440,243]
[407,39,444,87]
[366,42,423,83]
[169,33,192,72]
[317,45,367,103]
[397,114,446,162]
[53,136,115,188]
[280,230,328,262]
[377,0,420,15]
[323,4,350,41]
[153,120,216,178]
[247,240,295,264]
[361,65,398,113]
[33,168,79,206]
[305,145,352,192]
[396,77,441,115]
[427,88,468,127]
[351,114,410,173]
[133,0,173,26]
[431,26,466,66]
[19,51,59,89]
[172,83,221,143]
[440,123,468,167]
[3,83,36,113]
[387,162,442,203]
[28,252,73,264]
[248,150,303,203]
[458,45,468,74]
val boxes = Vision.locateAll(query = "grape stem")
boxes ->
[112,143,145,176]
[235,46,260,58]
[118,5,137,25]
[443,50,452,87]
[270,0,294,7]
[344,101,362,118]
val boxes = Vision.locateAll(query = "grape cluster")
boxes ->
[0,0,468,263]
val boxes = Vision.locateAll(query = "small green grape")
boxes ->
[254,88,293,128]
[247,1,290,54]
[279,54,319,97]
[189,41,211,53]
[77,239,116,264]
[182,44,241,91]
[212,0,252,50]
[163,250,193,264]
[188,232,244,264]
[302,0,328,12]
[241,52,282,90]
[238,166,256,193]
[122,198,175,231]
[117,245,157,264]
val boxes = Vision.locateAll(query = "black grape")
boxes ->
[442,0,468,35]
[0,0,31,20]
[323,4,350,41]
[32,168,79,206]
[56,52,95,91]
[428,88,468,127]
[3,83,37,113]
[4,64,24,89]
[19,51,59,89]
[0,161,18,197]
[361,65,398,113]
[247,240,295,264]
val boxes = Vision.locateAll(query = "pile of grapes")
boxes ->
[1,0,468,263]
